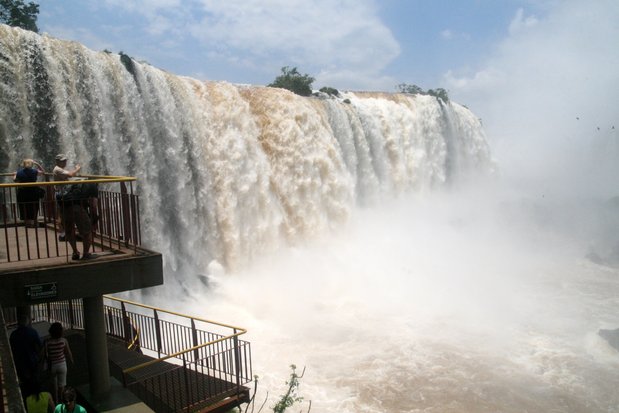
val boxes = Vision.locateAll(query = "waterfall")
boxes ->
[0,25,493,276]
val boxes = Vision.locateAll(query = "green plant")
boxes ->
[269,67,315,97]
[242,365,310,413]
[272,365,306,413]
[396,83,424,95]
[0,0,39,32]
[119,51,137,77]
[427,87,449,103]
[396,83,450,103]
[319,86,339,97]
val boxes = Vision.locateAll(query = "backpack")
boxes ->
[61,182,99,203]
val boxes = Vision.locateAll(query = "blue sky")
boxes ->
[35,0,619,195]
[37,0,543,91]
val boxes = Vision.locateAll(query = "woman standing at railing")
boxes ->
[13,159,45,228]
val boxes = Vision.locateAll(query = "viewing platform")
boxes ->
[1,174,162,306]
[0,173,252,412]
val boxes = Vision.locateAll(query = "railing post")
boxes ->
[130,193,139,251]
[191,318,199,363]
[120,182,131,246]
[43,174,54,222]
[154,309,162,358]
[233,329,241,394]
[68,300,75,329]
[106,308,114,336]
[1,187,10,262]
[182,355,190,411]
[121,301,131,345]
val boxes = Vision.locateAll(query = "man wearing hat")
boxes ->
[53,154,81,182]
[52,154,93,260]
[53,154,81,240]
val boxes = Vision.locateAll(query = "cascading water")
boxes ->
[3,25,617,412]
[0,25,493,276]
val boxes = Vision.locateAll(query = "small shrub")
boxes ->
[269,66,314,97]
[319,86,339,96]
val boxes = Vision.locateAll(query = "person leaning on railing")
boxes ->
[52,154,81,241]
[13,158,45,228]
[53,154,97,260]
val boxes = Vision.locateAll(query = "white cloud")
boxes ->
[190,0,400,72]
[440,29,470,41]
[316,68,397,92]
[445,0,619,197]
[508,8,539,35]
[94,0,400,86]
[102,0,182,12]
[42,25,115,52]
[441,29,452,39]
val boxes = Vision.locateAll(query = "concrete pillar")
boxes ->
[83,295,110,396]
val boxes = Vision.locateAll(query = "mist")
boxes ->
[447,1,619,200]
[160,176,616,412]
[155,2,619,411]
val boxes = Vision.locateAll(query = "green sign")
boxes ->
[24,282,57,300]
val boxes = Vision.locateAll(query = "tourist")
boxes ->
[24,378,55,413]
[13,158,45,227]
[52,154,81,242]
[54,387,86,413]
[44,322,74,403]
[53,154,94,260]
[9,313,41,387]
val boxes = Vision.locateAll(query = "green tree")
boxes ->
[427,87,449,102]
[0,0,39,32]
[269,66,315,97]
[396,83,424,95]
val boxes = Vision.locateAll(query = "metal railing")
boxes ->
[104,297,252,412]
[5,297,252,412]
[0,174,141,264]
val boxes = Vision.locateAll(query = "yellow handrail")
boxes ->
[102,295,248,376]
[122,334,240,375]
[103,295,247,333]
[0,173,136,188]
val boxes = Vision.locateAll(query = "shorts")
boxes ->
[62,204,92,236]
[50,361,67,387]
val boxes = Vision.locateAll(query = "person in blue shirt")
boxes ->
[13,158,45,227]
[9,313,42,391]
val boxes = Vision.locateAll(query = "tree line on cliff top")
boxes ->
[269,66,449,102]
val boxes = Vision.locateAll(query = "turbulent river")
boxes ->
[1,24,618,412]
